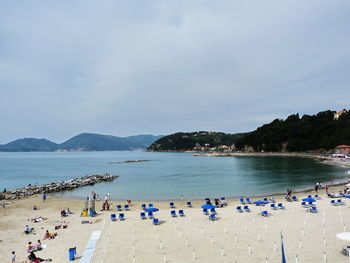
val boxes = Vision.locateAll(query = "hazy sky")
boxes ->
[0,0,349,143]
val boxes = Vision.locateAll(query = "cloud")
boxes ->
[0,0,349,143]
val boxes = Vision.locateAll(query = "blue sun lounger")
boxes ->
[153,218,159,225]
[148,212,154,219]
[292,196,299,201]
[170,202,175,209]
[119,213,125,220]
[270,197,276,203]
[260,210,269,217]
[110,214,117,221]
[236,206,243,213]
[203,208,209,215]
[210,208,217,214]
[309,206,318,213]
[124,204,129,210]
[140,212,146,220]
[331,200,339,206]
[209,214,217,220]
[243,205,251,212]
[246,198,253,204]
[240,198,246,205]
[263,198,269,203]
[278,203,285,209]
[308,194,312,198]
[315,195,321,200]
[270,203,278,210]
[170,210,177,217]
[338,199,345,205]
[301,201,308,208]
[116,205,122,211]
[179,210,185,216]
[149,203,154,208]
[187,201,192,208]
[141,204,146,210]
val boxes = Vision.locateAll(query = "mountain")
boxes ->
[235,109,350,152]
[0,138,58,152]
[148,131,245,151]
[0,133,163,152]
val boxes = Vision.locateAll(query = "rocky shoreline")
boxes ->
[0,174,118,200]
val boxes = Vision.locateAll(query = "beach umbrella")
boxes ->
[201,204,215,209]
[302,197,316,203]
[281,233,287,263]
[336,232,350,241]
[254,200,268,206]
[144,207,159,212]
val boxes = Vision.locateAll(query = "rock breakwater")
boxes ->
[0,174,117,200]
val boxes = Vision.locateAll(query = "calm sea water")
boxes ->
[0,151,347,200]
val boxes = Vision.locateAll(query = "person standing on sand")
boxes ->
[42,193,46,201]
[11,251,16,263]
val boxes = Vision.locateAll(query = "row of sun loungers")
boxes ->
[116,205,130,211]
[110,213,125,221]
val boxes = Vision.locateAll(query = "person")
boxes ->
[3,188,6,193]
[43,230,56,240]
[42,193,46,201]
[27,251,44,262]
[96,194,100,201]
[26,242,33,252]
[325,185,329,193]
[24,225,34,234]
[33,205,38,210]
[35,240,42,251]
[61,210,67,217]
[11,251,15,263]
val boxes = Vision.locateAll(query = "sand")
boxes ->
[1,184,350,263]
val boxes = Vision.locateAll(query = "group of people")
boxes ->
[26,240,42,253]
[43,230,57,240]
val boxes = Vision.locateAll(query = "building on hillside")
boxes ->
[334,109,348,120]
[335,145,350,155]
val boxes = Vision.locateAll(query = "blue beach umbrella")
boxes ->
[144,207,159,212]
[201,204,216,209]
[302,197,316,203]
[254,200,268,206]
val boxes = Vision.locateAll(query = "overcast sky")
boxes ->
[0,0,349,143]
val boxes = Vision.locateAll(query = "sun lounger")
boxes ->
[140,212,146,220]
[301,201,308,208]
[124,204,129,210]
[116,205,122,211]
[260,210,269,217]
[203,208,209,215]
[246,198,253,204]
[292,196,299,201]
[170,210,177,217]
[337,199,345,205]
[243,205,251,212]
[209,214,217,220]
[148,212,154,219]
[314,194,321,200]
[263,198,269,203]
[331,200,339,206]
[342,246,350,257]
[187,201,192,208]
[270,204,278,210]
[170,202,175,208]
[149,203,154,208]
[270,197,276,203]
[308,202,316,207]
[153,218,159,225]
[119,213,125,220]
[110,214,117,221]
[327,193,336,198]
[141,204,146,210]
[179,210,185,216]
[240,198,246,205]
[309,206,318,213]
[308,195,312,198]
[236,206,243,213]
[278,203,285,209]
[210,208,217,214]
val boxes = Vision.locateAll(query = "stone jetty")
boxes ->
[0,174,117,200]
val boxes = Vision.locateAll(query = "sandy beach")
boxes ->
[1,183,350,263]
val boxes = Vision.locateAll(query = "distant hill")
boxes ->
[0,138,58,152]
[148,131,245,151]
[235,110,350,152]
[0,133,163,152]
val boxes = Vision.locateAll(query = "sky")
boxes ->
[0,0,349,144]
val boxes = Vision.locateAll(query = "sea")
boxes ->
[0,151,348,200]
